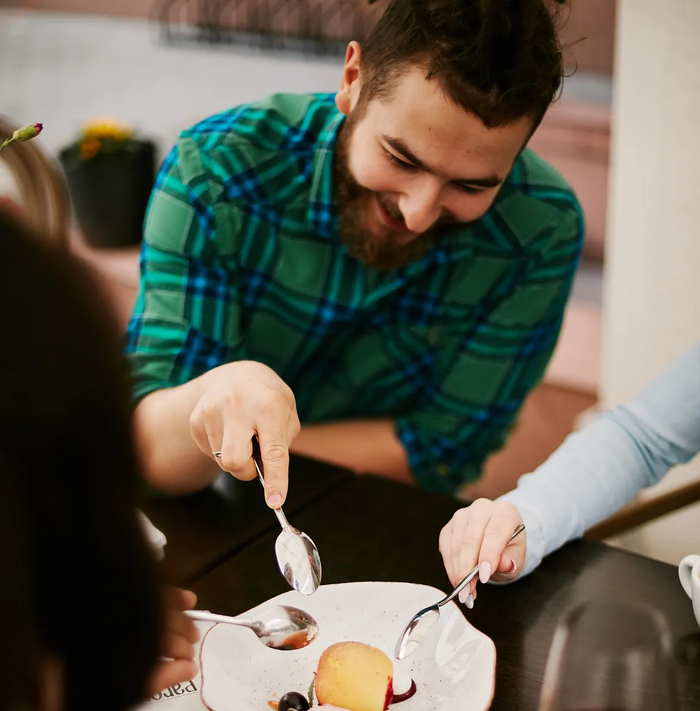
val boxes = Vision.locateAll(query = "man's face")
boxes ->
[334,49,534,271]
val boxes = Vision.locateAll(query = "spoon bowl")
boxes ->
[395,606,440,659]
[275,527,322,596]
[186,604,319,651]
[214,440,323,595]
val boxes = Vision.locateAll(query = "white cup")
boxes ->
[678,553,700,627]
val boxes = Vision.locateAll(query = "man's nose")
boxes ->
[399,180,443,234]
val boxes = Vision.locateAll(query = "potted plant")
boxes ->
[59,119,156,248]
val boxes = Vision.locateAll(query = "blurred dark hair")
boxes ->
[362,0,568,127]
[0,208,161,711]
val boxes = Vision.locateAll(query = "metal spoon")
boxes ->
[214,439,322,595]
[251,437,322,596]
[394,523,526,660]
[186,604,319,651]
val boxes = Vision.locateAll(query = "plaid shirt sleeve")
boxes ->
[126,136,246,402]
[395,207,584,495]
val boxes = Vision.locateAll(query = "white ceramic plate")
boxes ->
[199,581,496,711]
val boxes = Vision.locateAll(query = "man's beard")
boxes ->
[333,115,438,272]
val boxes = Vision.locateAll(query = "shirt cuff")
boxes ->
[395,419,477,496]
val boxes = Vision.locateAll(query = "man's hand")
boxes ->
[147,588,200,697]
[438,499,526,608]
[189,361,300,507]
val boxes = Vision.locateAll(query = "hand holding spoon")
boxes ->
[394,524,526,659]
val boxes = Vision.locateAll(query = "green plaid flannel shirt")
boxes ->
[126,93,584,494]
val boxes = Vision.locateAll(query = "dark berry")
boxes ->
[278,691,310,711]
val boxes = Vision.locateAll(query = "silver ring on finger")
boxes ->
[212,451,222,458]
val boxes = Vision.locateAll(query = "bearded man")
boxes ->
[127,0,582,506]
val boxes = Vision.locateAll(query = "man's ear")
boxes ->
[336,41,363,116]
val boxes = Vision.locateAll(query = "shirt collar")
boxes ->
[307,106,344,239]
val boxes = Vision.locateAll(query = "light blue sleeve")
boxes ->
[498,340,700,577]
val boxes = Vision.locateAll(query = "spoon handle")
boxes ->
[252,437,293,530]
[440,523,526,606]
[185,610,254,628]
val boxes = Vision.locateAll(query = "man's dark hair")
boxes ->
[362,0,568,127]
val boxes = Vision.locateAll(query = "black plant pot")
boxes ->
[60,140,156,248]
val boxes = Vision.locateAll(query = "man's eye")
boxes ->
[455,183,485,195]
[387,153,415,170]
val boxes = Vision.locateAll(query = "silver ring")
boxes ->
[212,451,222,458]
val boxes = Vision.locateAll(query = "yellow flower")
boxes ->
[81,118,132,141]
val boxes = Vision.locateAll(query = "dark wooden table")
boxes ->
[150,465,700,710]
